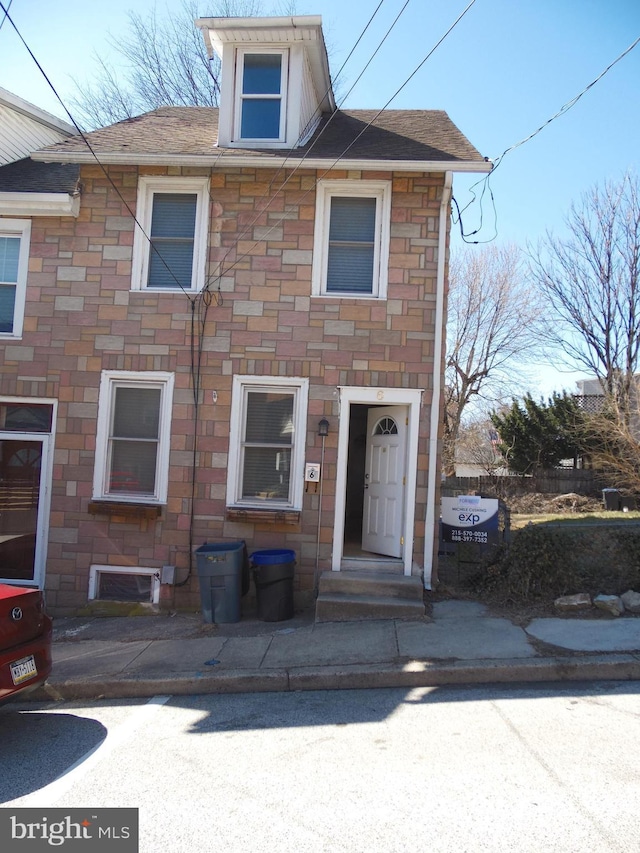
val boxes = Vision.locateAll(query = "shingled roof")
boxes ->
[0,157,80,194]
[31,107,489,171]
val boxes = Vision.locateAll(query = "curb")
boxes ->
[32,654,640,702]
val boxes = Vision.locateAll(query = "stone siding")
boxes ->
[0,164,446,614]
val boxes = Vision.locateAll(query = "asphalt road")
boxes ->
[1,682,639,852]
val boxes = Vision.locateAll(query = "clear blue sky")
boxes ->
[2,0,639,394]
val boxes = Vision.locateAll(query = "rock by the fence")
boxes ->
[550,493,589,511]
[593,594,625,616]
[554,593,592,612]
[621,590,640,613]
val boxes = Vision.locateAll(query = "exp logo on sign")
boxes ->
[0,809,138,851]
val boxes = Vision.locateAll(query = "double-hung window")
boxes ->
[227,376,308,510]
[131,177,209,292]
[312,180,391,299]
[0,219,30,337]
[94,371,174,503]
[235,50,287,143]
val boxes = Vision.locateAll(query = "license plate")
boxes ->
[10,655,37,685]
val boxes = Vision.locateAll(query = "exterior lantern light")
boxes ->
[318,418,329,437]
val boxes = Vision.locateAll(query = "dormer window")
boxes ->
[197,15,335,150]
[235,50,288,142]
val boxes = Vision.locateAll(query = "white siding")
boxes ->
[298,52,321,145]
[0,104,70,165]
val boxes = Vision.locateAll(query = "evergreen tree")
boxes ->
[491,392,585,474]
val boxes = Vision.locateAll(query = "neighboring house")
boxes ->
[575,377,607,415]
[0,89,79,591]
[0,16,490,616]
[575,375,640,449]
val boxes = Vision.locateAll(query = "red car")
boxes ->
[0,583,52,703]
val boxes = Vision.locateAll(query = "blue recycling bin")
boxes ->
[195,541,248,623]
[250,549,295,622]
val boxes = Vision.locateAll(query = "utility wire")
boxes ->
[491,34,640,173]
[200,0,390,242]
[202,0,401,295]
[206,0,479,289]
[0,0,211,586]
[0,0,197,301]
[454,33,640,243]
[0,0,12,32]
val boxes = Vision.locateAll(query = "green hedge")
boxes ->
[483,522,640,602]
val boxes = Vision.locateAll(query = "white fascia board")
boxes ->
[30,150,493,173]
[0,192,80,216]
[0,88,77,136]
[197,16,323,58]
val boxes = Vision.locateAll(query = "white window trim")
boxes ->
[0,218,31,338]
[226,375,309,511]
[93,370,174,504]
[88,564,161,605]
[311,180,391,300]
[232,48,289,145]
[131,176,210,293]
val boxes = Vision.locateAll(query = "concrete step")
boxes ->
[340,558,404,573]
[315,593,426,622]
[318,570,423,601]
[315,571,425,622]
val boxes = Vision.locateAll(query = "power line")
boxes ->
[0,0,197,301]
[491,34,640,172]
[206,0,479,290]
[453,33,640,243]
[202,0,403,295]
[0,0,12,32]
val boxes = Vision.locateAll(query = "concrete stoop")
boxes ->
[315,570,425,622]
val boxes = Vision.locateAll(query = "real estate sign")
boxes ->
[441,495,500,545]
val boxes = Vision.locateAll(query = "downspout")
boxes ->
[423,171,453,589]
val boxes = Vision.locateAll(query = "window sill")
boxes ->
[311,293,384,300]
[226,507,301,525]
[130,288,198,295]
[89,501,163,519]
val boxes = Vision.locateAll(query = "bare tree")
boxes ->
[529,173,640,424]
[580,398,640,494]
[70,0,297,130]
[444,244,545,476]
[454,417,504,477]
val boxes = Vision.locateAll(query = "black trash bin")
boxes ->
[195,541,248,623]
[602,489,621,511]
[250,549,295,622]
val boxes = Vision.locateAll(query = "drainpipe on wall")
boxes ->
[423,171,453,590]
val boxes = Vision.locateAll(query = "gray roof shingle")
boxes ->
[31,107,487,166]
[0,157,80,193]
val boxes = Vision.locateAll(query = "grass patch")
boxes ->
[511,511,640,530]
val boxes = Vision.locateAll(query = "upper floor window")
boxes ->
[131,177,210,292]
[234,49,288,143]
[93,371,174,504]
[311,180,391,299]
[0,219,30,338]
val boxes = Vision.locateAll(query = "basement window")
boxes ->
[88,565,160,604]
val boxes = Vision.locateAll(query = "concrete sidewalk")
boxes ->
[35,600,640,701]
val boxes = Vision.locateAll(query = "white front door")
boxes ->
[361,406,407,558]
